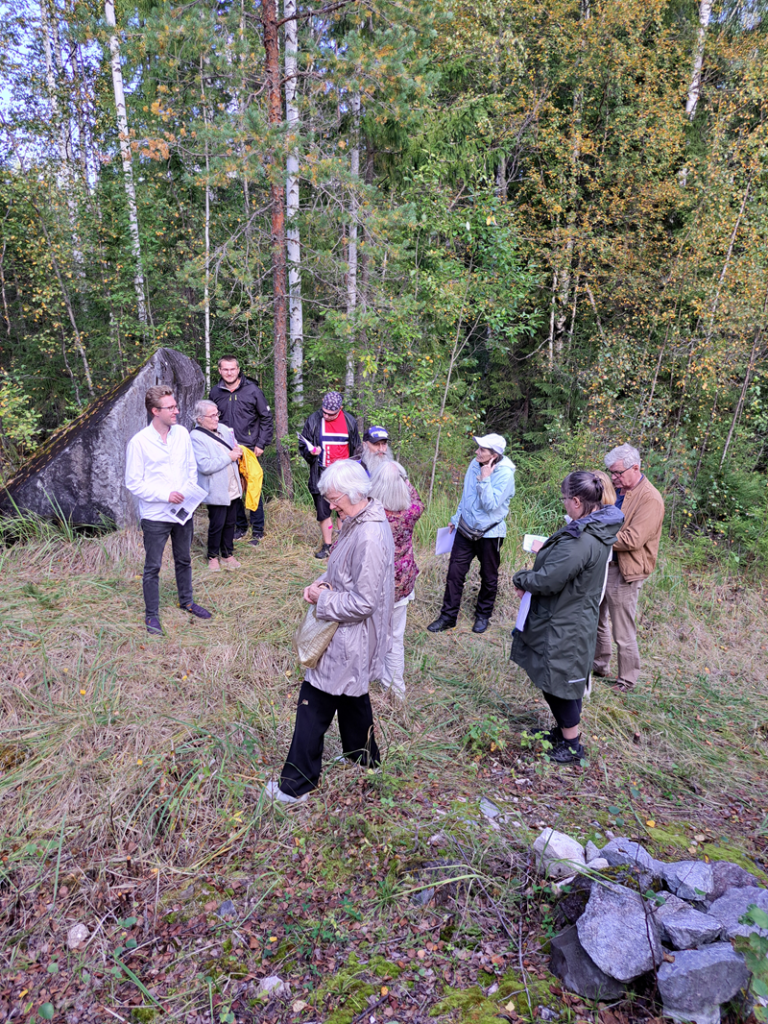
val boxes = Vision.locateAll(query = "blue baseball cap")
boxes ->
[363,425,389,442]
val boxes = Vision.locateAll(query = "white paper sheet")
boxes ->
[522,534,547,553]
[435,526,455,555]
[515,591,531,631]
[162,482,208,526]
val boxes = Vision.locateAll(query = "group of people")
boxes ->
[124,374,665,797]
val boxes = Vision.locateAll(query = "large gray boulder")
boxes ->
[663,861,715,902]
[576,881,663,982]
[549,924,624,1000]
[657,943,751,1024]
[661,907,723,950]
[0,349,204,528]
[710,861,761,902]
[600,837,663,887]
[707,885,768,939]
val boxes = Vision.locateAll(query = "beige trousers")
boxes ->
[593,563,643,686]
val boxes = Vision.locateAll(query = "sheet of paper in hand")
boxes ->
[435,527,455,555]
[515,591,532,631]
[162,482,208,525]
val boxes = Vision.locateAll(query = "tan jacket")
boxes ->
[307,498,395,697]
[613,475,665,582]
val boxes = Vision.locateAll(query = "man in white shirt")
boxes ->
[125,385,212,635]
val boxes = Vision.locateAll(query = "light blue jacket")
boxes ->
[450,455,516,540]
[190,424,242,506]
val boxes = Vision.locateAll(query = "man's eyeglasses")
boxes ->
[158,403,179,411]
[610,467,634,478]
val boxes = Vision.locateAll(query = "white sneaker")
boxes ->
[262,779,308,804]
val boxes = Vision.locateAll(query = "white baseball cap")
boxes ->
[474,433,506,456]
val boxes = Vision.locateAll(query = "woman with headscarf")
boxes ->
[298,391,361,559]
[190,400,244,571]
[511,471,624,763]
[369,461,424,698]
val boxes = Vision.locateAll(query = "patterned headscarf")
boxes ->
[322,391,343,413]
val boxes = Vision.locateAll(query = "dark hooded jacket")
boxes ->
[511,504,624,700]
[298,409,361,495]
[209,376,274,451]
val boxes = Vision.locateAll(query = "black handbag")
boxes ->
[456,514,503,542]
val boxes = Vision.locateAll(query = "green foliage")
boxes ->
[734,906,768,1020]
[462,714,508,756]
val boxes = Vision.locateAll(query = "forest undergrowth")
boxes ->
[0,496,767,1024]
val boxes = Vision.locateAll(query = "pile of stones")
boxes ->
[532,828,768,1024]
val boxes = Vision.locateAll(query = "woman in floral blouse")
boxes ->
[370,461,424,698]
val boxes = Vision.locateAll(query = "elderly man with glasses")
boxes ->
[592,443,665,692]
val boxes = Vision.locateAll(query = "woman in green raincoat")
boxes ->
[511,472,624,763]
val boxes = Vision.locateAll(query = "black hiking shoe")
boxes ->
[314,543,331,559]
[233,528,247,541]
[427,615,456,633]
[145,615,163,636]
[548,738,586,764]
[472,615,490,633]
[180,602,213,620]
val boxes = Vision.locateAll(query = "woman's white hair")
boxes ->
[605,443,641,471]
[194,399,218,424]
[369,461,410,512]
[318,459,371,504]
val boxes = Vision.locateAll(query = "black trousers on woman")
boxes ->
[279,679,380,797]
[206,503,238,559]
[542,691,582,730]
[439,532,503,622]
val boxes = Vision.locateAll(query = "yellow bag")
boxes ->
[293,605,338,669]
[238,445,263,512]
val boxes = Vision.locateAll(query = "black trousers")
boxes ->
[235,493,265,537]
[440,531,503,622]
[542,692,582,730]
[207,503,237,559]
[279,679,380,797]
[140,518,193,618]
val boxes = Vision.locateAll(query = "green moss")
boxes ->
[700,843,768,883]
[309,952,402,1024]
[646,823,692,852]
[130,1009,157,1023]
[430,969,560,1021]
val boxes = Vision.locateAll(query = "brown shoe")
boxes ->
[610,679,635,693]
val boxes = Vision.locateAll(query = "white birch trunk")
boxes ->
[104,0,148,325]
[345,91,360,394]
[204,142,211,391]
[686,0,712,120]
[284,0,303,399]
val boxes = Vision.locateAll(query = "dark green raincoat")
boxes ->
[511,505,623,700]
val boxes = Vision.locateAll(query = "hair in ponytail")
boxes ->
[561,470,604,514]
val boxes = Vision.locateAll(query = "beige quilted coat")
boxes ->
[307,498,394,696]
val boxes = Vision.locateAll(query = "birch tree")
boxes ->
[284,0,304,400]
[344,89,360,394]
[686,0,712,120]
[104,0,148,325]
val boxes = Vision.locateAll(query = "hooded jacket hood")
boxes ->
[564,502,624,543]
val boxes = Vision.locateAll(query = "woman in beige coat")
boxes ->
[265,460,395,803]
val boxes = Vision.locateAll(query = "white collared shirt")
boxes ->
[125,424,197,522]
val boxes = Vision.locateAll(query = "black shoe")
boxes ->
[145,615,163,636]
[180,602,212,620]
[427,615,456,633]
[233,529,247,541]
[472,615,490,633]
[249,535,262,547]
[548,738,586,764]
[314,543,331,559]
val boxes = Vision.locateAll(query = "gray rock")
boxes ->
[661,907,723,949]
[664,860,715,901]
[255,975,290,1000]
[533,828,586,880]
[585,841,602,863]
[549,924,624,1000]
[0,348,204,527]
[577,881,663,982]
[650,892,691,922]
[67,923,89,949]
[707,885,768,939]
[479,797,500,819]
[600,837,663,887]
[710,861,760,902]
[585,858,610,873]
[218,900,237,919]
[658,943,750,1024]
[411,887,435,907]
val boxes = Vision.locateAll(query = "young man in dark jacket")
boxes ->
[209,356,274,546]
[298,391,361,558]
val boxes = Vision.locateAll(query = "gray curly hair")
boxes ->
[605,443,641,471]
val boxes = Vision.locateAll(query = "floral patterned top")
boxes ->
[385,483,424,602]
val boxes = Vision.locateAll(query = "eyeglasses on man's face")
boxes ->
[610,466,634,478]
[158,403,179,412]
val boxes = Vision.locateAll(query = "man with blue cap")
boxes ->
[427,434,516,634]
[356,425,393,476]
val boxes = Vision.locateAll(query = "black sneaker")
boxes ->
[249,535,262,547]
[314,543,331,559]
[427,615,456,632]
[472,615,490,633]
[145,615,163,636]
[548,738,586,764]
[233,529,247,541]
[180,602,213,620]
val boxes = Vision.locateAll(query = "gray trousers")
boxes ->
[593,562,643,687]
